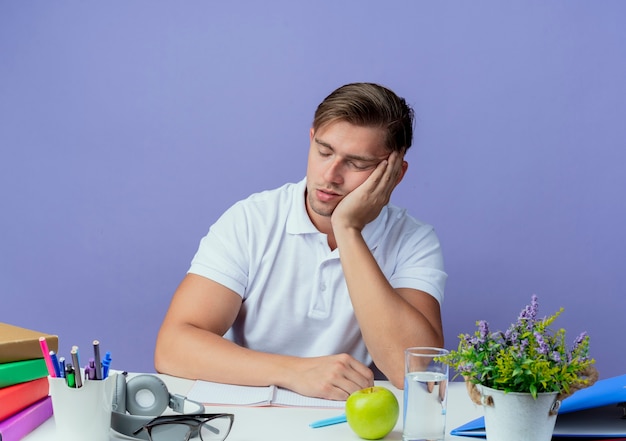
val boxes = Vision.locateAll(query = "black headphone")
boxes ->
[111,372,204,440]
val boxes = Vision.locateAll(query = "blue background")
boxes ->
[1,1,624,380]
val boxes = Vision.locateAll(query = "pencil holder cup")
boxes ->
[48,372,117,441]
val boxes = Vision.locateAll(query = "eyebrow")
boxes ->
[314,137,381,163]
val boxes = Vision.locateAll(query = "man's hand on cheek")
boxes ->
[332,151,404,232]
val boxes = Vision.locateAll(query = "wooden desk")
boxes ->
[23,375,483,441]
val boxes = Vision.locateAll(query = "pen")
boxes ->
[38,337,56,377]
[93,340,102,380]
[71,349,83,388]
[309,414,347,428]
[49,351,61,378]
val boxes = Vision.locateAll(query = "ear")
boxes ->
[396,160,408,186]
[309,127,315,142]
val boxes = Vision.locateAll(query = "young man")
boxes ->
[155,83,446,400]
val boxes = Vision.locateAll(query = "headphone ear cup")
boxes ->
[125,375,170,416]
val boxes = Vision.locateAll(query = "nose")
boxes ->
[323,158,344,184]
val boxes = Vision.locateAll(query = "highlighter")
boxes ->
[65,365,76,388]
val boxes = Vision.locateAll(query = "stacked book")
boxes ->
[0,323,57,441]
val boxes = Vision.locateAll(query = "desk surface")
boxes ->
[24,375,483,441]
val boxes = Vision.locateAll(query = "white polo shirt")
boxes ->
[188,178,446,366]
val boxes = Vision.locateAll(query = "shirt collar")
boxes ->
[286,178,319,235]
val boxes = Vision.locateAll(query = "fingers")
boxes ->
[329,357,374,399]
[367,151,404,198]
[296,354,374,401]
[380,151,405,191]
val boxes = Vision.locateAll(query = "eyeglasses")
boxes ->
[133,413,235,441]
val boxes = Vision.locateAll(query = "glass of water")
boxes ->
[403,347,449,441]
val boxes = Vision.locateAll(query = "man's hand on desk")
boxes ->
[283,353,375,401]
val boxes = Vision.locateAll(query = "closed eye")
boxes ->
[349,161,375,171]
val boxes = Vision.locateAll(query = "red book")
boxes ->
[0,377,49,421]
[0,396,52,441]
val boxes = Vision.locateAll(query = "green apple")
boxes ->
[345,386,399,440]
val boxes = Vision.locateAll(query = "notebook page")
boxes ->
[272,387,346,408]
[187,380,273,406]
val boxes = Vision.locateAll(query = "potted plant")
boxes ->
[440,295,598,441]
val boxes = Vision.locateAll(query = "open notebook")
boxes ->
[186,380,346,409]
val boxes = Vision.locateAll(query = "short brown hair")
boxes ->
[312,83,414,152]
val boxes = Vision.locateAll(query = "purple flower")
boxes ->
[518,294,539,329]
[462,333,472,345]
[519,338,529,354]
[551,351,561,363]
[458,364,473,373]
[534,331,548,354]
[505,329,519,344]
[467,334,480,345]
[478,320,489,343]
[573,332,588,348]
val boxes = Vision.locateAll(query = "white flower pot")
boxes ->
[479,385,560,441]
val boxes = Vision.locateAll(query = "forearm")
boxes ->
[335,226,443,388]
[155,320,374,399]
[155,321,299,387]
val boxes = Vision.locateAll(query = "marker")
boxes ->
[309,414,347,428]
[49,351,61,378]
[59,357,66,378]
[71,349,83,388]
[93,340,102,380]
[85,358,96,380]
[65,364,76,388]
[38,337,56,377]
[102,351,112,379]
